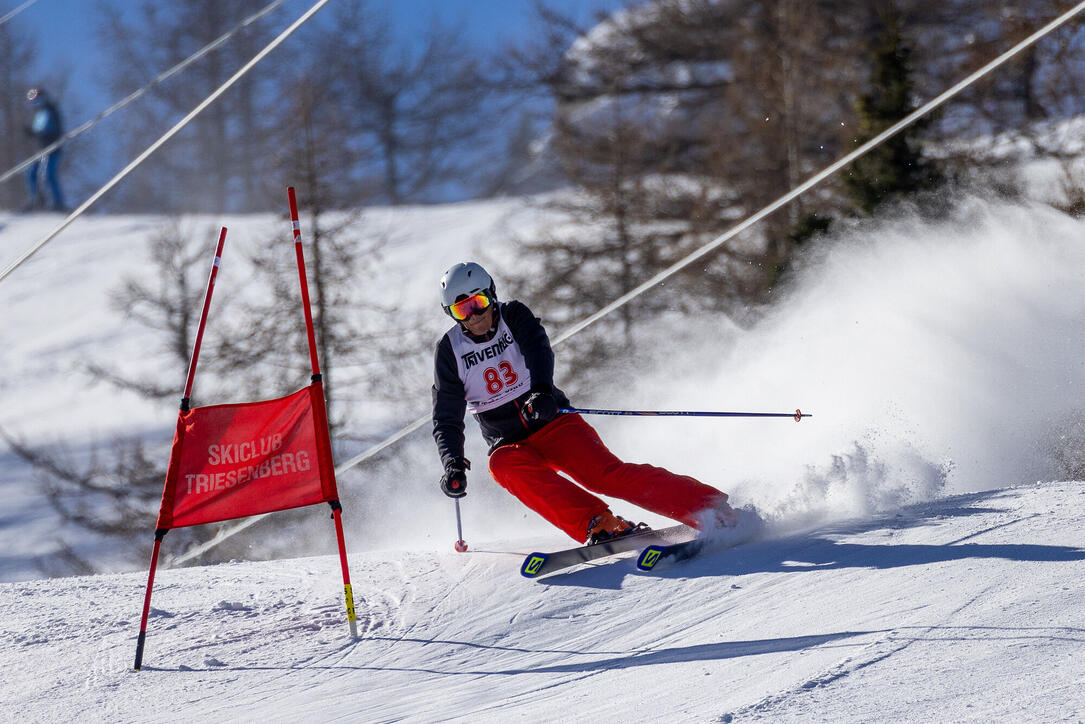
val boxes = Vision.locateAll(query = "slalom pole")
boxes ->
[561,407,810,422]
[454,498,468,552]
[288,186,358,638]
[135,228,228,671]
[288,187,321,375]
[134,529,166,670]
[181,227,228,410]
[329,503,359,638]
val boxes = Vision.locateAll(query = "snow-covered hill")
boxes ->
[3,191,1085,720]
[2,481,1082,721]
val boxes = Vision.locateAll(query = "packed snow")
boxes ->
[1,483,1082,721]
[2,192,1085,721]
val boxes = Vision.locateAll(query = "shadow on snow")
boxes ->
[539,487,1085,586]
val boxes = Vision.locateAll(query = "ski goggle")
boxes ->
[448,291,493,321]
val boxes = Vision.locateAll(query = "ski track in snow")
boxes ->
[1,482,1083,722]
[719,488,1085,722]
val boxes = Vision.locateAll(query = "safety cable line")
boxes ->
[0,0,41,28]
[0,0,330,285]
[0,0,287,189]
[165,3,1085,566]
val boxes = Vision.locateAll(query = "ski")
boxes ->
[520,524,696,579]
[636,517,763,572]
[636,508,766,572]
[636,538,706,571]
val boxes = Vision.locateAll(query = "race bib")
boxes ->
[446,315,532,413]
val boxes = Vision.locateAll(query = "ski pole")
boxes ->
[453,498,468,552]
[560,407,810,422]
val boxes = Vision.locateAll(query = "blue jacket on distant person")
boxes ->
[23,87,66,212]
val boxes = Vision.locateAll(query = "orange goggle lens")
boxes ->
[448,292,493,321]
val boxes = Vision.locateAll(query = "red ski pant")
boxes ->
[488,413,727,542]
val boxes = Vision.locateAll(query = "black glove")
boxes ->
[523,391,559,425]
[440,458,470,498]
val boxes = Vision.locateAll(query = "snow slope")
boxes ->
[6,196,1085,580]
[3,193,1085,720]
[1,481,1082,722]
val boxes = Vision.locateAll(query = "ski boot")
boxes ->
[586,509,649,545]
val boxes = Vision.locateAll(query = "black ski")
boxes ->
[520,524,696,579]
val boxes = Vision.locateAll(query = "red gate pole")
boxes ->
[133,227,228,670]
[288,188,321,377]
[134,530,166,670]
[330,504,359,638]
[288,187,358,638]
[181,227,228,410]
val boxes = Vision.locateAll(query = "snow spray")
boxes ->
[600,197,1085,531]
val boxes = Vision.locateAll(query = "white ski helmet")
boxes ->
[440,262,497,317]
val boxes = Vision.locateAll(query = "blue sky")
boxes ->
[13,0,629,114]
[6,0,629,203]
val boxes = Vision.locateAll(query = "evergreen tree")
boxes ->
[844,8,943,216]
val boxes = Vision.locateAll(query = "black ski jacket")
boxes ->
[431,300,571,471]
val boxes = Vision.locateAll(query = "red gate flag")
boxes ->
[136,207,359,673]
[156,384,339,529]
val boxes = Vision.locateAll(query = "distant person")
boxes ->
[431,261,738,544]
[23,87,67,212]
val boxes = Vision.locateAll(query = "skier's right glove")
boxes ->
[440,458,470,498]
[523,391,558,424]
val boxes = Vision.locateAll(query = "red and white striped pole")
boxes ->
[288,187,321,377]
[287,187,358,639]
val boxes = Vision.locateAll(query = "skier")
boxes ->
[23,87,67,212]
[431,261,736,545]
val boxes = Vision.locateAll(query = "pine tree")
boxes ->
[844,7,943,216]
